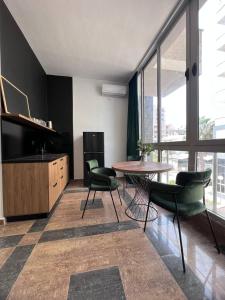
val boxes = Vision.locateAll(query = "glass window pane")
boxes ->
[160,13,186,142]
[161,150,189,184]
[147,150,158,162]
[199,0,225,140]
[197,152,225,218]
[143,54,157,143]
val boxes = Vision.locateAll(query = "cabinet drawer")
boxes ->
[59,157,65,168]
[49,181,59,210]
[48,156,69,210]
[59,173,65,190]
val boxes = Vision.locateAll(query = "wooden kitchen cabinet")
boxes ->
[3,155,69,217]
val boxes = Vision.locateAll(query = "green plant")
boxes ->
[199,116,214,140]
[137,140,154,157]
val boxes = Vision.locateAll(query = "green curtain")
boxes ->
[127,72,139,157]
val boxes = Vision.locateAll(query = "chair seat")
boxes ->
[90,178,119,191]
[151,192,206,217]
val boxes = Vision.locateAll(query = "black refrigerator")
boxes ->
[83,132,104,186]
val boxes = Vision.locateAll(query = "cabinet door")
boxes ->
[58,157,65,190]
[59,156,69,190]
[49,160,59,210]
[3,163,49,216]
[63,156,69,187]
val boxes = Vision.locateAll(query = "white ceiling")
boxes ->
[4,0,179,82]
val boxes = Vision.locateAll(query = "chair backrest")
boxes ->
[176,169,212,186]
[86,159,99,173]
[175,169,212,203]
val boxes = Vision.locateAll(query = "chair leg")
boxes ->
[173,214,176,223]
[82,188,91,218]
[205,210,220,254]
[176,213,186,273]
[92,190,96,204]
[109,190,119,223]
[144,197,151,232]
[117,188,123,206]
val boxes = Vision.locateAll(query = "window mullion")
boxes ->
[157,47,161,145]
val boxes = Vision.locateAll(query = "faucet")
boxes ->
[41,143,46,156]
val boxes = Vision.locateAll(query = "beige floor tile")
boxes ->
[0,221,34,237]
[0,247,14,268]
[8,229,186,300]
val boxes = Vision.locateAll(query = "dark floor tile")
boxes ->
[39,221,139,243]
[28,195,63,233]
[162,255,206,300]
[0,235,24,249]
[154,214,174,225]
[0,245,34,300]
[67,266,126,300]
[145,228,174,256]
[64,188,88,193]
[28,219,48,233]
[80,199,103,211]
[144,211,208,300]
[64,189,77,194]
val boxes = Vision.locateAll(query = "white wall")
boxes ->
[73,77,128,179]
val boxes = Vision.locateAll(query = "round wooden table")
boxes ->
[112,161,172,228]
[112,161,172,175]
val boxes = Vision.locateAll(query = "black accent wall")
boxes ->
[1,1,47,119]
[0,1,74,178]
[47,75,74,178]
[1,0,48,158]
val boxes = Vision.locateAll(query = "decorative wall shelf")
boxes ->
[1,113,57,133]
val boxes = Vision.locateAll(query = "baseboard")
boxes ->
[0,217,6,225]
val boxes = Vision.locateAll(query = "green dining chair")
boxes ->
[81,159,122,222]
[147,169,220,273]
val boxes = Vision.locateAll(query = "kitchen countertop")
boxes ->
[3,153,67,163]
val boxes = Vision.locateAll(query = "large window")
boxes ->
[143,54,157,143]
[160,13,187,142]
[197,152,225,218]
[199,0,225,140]
[161,151,189,184]
[138,0,225,220]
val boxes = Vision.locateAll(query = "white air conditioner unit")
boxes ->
[102,84,127,97]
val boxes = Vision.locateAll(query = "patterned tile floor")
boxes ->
[122,190,225,300]
[0,183,186,300]
[0,180,224,299]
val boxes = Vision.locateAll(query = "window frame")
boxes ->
[138,0,225,221]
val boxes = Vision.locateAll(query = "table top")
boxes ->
[112,161,172,174]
